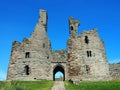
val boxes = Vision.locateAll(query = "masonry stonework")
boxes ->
[7,9,113,81]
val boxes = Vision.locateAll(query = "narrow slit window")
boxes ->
[87,51,89,57]
[86,51,92,57]
[43,43,45,48]
[85,36,89,44]
[25,52,30,58]
[90,51,92,57]
[25,65,30,75]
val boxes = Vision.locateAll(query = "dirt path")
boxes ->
[51,81,66,90]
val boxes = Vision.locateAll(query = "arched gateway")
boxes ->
[53,65,65,81]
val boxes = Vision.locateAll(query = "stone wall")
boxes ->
[51,50,68,80]
[109,64,120,79]
[67,17,110,81]
[52,50,67,62]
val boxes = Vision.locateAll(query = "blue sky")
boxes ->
[0,0,120,80]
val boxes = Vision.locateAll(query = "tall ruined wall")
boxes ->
[7,10,52,80]
[67,17,110,81]
[67,17,81,79]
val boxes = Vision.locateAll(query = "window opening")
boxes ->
[71,26,73,30]
[85,36,89,44]
[87,51,92,57]
[87,51,89,57]
[90,51,92,57]
[25,52,30,58]
[25,65,30,75]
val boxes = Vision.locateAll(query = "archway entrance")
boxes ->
[53,65,65,81]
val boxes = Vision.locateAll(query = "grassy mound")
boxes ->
[65,80,120,90]
[0,80,53,90]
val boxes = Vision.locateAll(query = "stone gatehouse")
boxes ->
[7,9,110,81]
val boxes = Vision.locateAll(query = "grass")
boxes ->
[1,80,120,90]
[0,80,53,90]
[65,80,120,90]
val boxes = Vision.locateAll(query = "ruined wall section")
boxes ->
[79,29,110,80]
[67,36,83,79]
[109,64,120,79]
[7,10,52,80]
[67,17,110,81]
[52,50,67,62]
[67,17,82,79]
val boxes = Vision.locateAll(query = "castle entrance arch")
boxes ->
[53,65,65,81]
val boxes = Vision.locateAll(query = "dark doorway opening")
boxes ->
[53,65,65,81]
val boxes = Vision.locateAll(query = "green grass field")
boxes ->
[0,80,53,90]
[65,80,120,90]
[0,80,120,90]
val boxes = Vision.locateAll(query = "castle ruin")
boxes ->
[7,10,111,81]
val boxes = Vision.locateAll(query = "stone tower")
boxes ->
[7,9,110,81]
[7,10,52,80]
[67,17,110,81]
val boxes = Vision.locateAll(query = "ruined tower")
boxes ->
[67,17,110,81]
[7,10,52,80]
[7,9,110,81]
